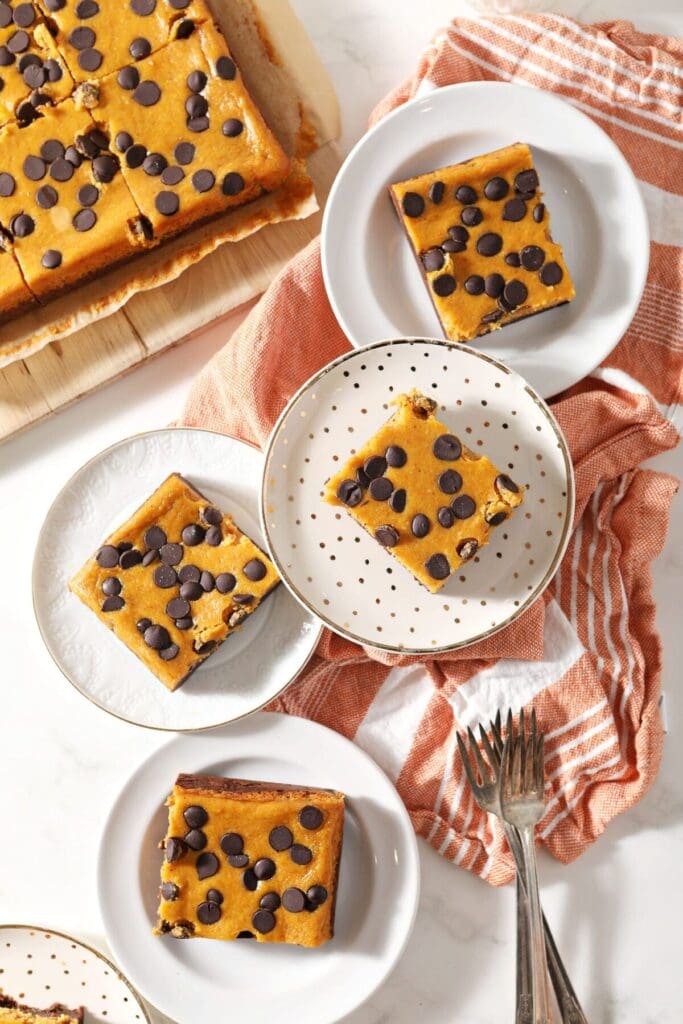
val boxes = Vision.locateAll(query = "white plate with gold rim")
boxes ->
[97,712,420,1024]
[33,428,322,732]
[0,924,150,1023]
[321,81,649,399]
[261,339,574,654]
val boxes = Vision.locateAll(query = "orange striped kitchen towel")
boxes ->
[182,15,682,883]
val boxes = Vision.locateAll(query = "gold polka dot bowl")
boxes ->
[261,338,574,654]
[0,924,150,1023]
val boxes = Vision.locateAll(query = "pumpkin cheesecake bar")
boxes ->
[0,97,150,301]
[87,24,290,241]
[325,391,524,593]
[389,143,575,342]
[0,2,73,128]
[0,994,83,1022]
[156,774,345,946]
[69,473,280,691]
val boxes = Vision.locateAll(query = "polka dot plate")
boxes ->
[0,924,150,1023]
[33,428,322,731]
[321,81,649,399]
[262,338,574,654]
[98,712,420,1024]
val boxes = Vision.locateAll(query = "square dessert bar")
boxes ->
[0,995,83,1023]
[0,4,73,128]
[156,774,345,947]
[69,473,280,691]
[325,391,524,593]
[389,142,575,342]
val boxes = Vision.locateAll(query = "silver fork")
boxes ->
[457,712,588,1024]
[501,712,552,1024]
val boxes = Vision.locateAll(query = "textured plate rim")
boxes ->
[321,80,649,399]
[32,426,323,734]
[97,711,421,1024]
[261,337,575,655]
[0,923,152,1023]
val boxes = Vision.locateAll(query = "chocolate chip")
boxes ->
[497,292,514,314]
[503,279,528,308]
[133,80,160,106]
[156,190,179,216]
[464,275,484,295]
[254,857,276,880]
[131,0,155,12]
[437,506,454,528]
[187,69,207,92]
[101,595,124,612]
[486,510,507,526]
[188,114,209,133]
[449,225,469,243]
[461,206,482,227]
[11,213,34,237]
[452,494,476,519]
[76,0,99,15]
[220,173,244,199]
[197,900,221,925]
[93,155,118,183]
[216,572,236,594]
[191,168,214,193]
[484,176,509,200]
[495,473,520,495]
[476,232,503,256]
[183,805,208,828]
[540,261,563,286]
[505,252,521,267]
[0,46,16,66]
[389,487,406,514]
[161,165,184,186]
[421,247,444,272]
[0,172,14,196]
[73,208,97,232]
[179,580,203,601]
[64,146,82,167]
[175,616,192,630]
[428,180,444,203]
[290,844,312,865]
[485,273,505,298]
[118,65,139,90]
[216,55,236,79]
[79,48,102,71]
[515,168,538,194]
[306,885,327,906]
[432,274,456,297]
[269,826,293,851]
[78,184,99,207]
[228,853,248,868]
[282,887,305,912]
[44,57,63,81]
[125,144,146,168]
[42,247,62,269]
[177,565,199,584]
[196,852,219,879]
[144,624,171,650]
[206,888,223,905]
[400,190,425,218]
[236,930,255,939]
[411,514,430,538]
[482,309,503,324]
[101,576,121,596]
[50,158,74,183]
[455,184,477,204]
[181,523,205,546]
[298,805,323,830]
[23,155,46,180]
[252,909,275,933]
[375,525,399,547]
[260,892,281,911]
[0,3,10,28]
[96,544,119,568]
[136,618,151,633]
[457,538,478,560]
[438,469,462,494]
[7,29,29,53]
[115,130,132,153]
[222,117,243,137]
[533,203,545,223]
[425,553,450,580]
[69,26,95,50]
[433,434,461,461]
[160,542,183,565]
[175,141,195,164]
[184,828,207,851]
[166,597,190,619]
[220,832,243,855]
[185,93,208,119]
[242,868,258,891]
[363,455,386,479]
[160,882,179,901]
[521,245,545,271]
[502,198,526,222]
[142,152,166,176]
[243,558,266,582]
[369,477,393,501]
[154,564,177,588]
[233,594,254,606]
[356,466,371,490]
[23,63,46,88]
[165,837,187,862]
[119,547,142,569]
[144,525,166,549]
[199,570,215,592]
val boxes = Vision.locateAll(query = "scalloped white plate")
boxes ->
[262,339,574,654]
[321,82,648,399]
[33,429,322,731]
[98,713,420,1024]
[0,924,150,1024]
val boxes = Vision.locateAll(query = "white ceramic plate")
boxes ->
[0,924,150,1023]
[98,712,420,1024]
[321,81,648,399]
[33,428,321,732]
[262,338,574,654]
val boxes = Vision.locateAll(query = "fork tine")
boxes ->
[479,723,499,772]
[456,731,480,795]
[519,706,526,743]
[513,734,523,795]
[501,733,513,797]
[525,734,535,792]
[518,708,527,783]
[530,706,537,741]
[536,734,546,796]
[506,707,514,744]
[490,711,504,760]
[467,726,491,785]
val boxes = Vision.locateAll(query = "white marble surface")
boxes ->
[1,1,681,1021]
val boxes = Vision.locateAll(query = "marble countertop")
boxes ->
[1,1,681,1021]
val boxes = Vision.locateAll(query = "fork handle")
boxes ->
[519,824,553,1024]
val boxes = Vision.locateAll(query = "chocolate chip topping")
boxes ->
[432,273,456,297]
[126,143,146,168]
[299,805,323,830]
[78,183,99,207]
[133,80,161,106]
[290,843,312,865]
[0,172,15,196]
[502,198,526,222]
[179,580,203,601]
[389,487,406,513]
[503,279,528,308]
[364,454,387,479]
[206,888,223,905]
[184,828,207,851]
[402,191,424,218]
[197,900,221,925]
[200,569,215,591]
[243,558,266,581]
[228,853,249,868]
[269,825,293,851]
[131,0,156,12]
[464,274,484,295]
[101,594,124,612]
[154,564,177,588]
[375,524,399,547]
[495,473,520,494]
[481,309,503,325]
[428,180,444,203]
[175,141,195,166]
[486,509,507,527]
[421,247,444,273]
[260,892,281,911]
[118,65,139,90]
[23,154,45,180]
[253,857,276,880]
[505,251,521,267]
[452,494,476,519]
[216,572,236,594]
[514,168,539,194]
[183,805,208,828]
[385,445,407,468]
[96,544,119,568]
[282,887,306,912]
[73,208,97,232]
[457,538,479,561]
[220,832,243,856]
[449,225,469,243]
[433,434,461,461]
[196,852,220,879]
[533,203,545,223]
[165,836,187,862]
[222,117,243,137]
[252,909,275,933]
[222,172,244,196]
[461,206,482,227]
[411,513,430,538]
[181,523,205,546]
[101,576,121,596]
[455,184,477,204]
[438,469,463,495]
[540,261,563,286]
[425,553,450,580]
[144,623,171,649]
[521,245,545,271]
[484,176,509,200]
[437,506,455,528]
[369,477,393,501]
[242,868,258,891]
[160,881,179,901]
[42,249,62,271]
[476,232,503,256]
[216,55,236,80]
[160,542,183,565]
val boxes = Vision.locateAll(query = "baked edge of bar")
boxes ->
[0,994,84,1022]
[174,772,344,801]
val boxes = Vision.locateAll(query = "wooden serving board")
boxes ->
[0,2,341,444]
